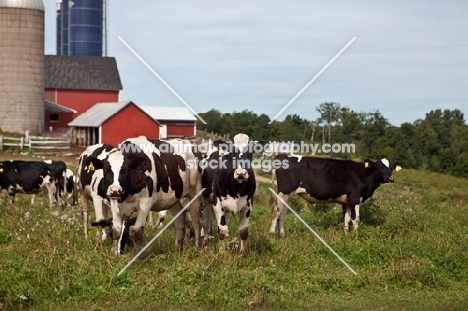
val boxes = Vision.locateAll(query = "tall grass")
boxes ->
[1,168,468,310]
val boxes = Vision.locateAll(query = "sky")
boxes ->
[43,1,468,126]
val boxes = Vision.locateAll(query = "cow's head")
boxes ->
[91,217,136,253]
[364,158,402,183]
[86,151,148,200]
[214,133,269,183]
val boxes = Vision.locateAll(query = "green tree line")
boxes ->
[197,102,468,178]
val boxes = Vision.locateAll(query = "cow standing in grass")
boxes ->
[76,144,116,242]
[0,160,67,207]
[87,136,203,256]
[201,133,267,255]
[270,155,401,237]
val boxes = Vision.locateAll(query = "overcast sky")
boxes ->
[44,1,468,126]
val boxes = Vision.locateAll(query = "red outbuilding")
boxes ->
[68,101,160,146]
[141,106,197,139]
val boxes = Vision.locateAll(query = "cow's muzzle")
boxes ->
[108,185,122,198]
[387,176,394,183]
[234,169,249,183]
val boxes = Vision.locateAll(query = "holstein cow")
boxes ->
[76,144,116,242]
[86,136,203,256]
[63,168,75,204]
[0,160,67,207]
[269,155,401,237]
[201,133,267,255]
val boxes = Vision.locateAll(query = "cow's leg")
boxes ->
[169,201,186,251]
[202,202,214,240]
[238,202,252,256]
[130,199,153,257]
[147,211,154,227]
[213,201,229,253]
[270,192,289,238]
[92,197,107,243]
[351,204,360,231]
[109,200,124,256]
[156,210,167,229]
[45,182,57,208]
[343,206,352,233]
[188,193,202,252]
[80,194,89,239]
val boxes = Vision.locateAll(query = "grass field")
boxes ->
[1,168,468,310]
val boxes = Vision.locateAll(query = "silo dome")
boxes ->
[0,0,45,11]
[0,0,45,134]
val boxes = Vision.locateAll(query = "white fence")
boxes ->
[0,135,70,151]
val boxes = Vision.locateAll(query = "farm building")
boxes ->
[141,106,197,138]
[68,101,160,146]
[44,55,122,121]
[44,100,76,133]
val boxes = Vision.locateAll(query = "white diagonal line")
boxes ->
[269,188,357,275]
[117,188,205,276]
[269,37,356,124]
[118,36,207,124]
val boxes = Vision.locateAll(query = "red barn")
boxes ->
[44,55,122,123]
[68,101,160,146]
[141,106,197,138]
[44,100,76,133]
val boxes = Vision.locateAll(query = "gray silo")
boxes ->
[0,0,45,134]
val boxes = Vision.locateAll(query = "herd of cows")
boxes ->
[0,133,401,257]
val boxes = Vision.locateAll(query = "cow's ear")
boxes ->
[214,140,230,154]
[86,157,103,171]
[364,159,374,168]
[213,140,224,149]
[394,162,403,171]
[130,157,147,171]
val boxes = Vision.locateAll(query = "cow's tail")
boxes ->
[271,168,277,188]
[269,168,277,209]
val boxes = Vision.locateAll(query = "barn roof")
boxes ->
[45,55,123,91]
[68,101,161,127]
[140,106,197,122]
[44,100,77,113]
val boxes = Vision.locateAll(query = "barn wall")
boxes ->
[101,104,160,146]
[50,89,119,116]
[44,112,74,132]
[161,121,196,137]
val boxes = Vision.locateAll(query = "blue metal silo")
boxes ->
[61,0,69,55]
[69,0,103,56]
[56,1,62,55]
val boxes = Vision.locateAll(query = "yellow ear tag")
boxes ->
[395,165,402,172]
[0,168,3,173]
[88,162,95,171]
[219,149,226,156]
[364,162,369,168]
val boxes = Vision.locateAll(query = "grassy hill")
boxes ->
[1,168,468,310]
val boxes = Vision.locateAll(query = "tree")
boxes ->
[316,102,341,142]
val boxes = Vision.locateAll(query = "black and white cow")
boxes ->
[269,155,401,237]
[0,160,67,206]
[63,168,75,204]
[76,144,116,242]
[86,136,203,256]
[201,133,267,255]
